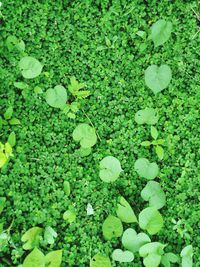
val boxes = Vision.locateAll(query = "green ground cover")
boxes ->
[0,0,199,266]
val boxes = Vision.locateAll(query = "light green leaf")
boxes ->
[150,20,172,47]
[90,254,111,267]
[45,250,62,267]
[141,141,152,147]
[63,209,76,223]
[46,85,67,109]
[0,152,7,168]
[181,245,193,267]
[44,226,57,245]
[141,181,166,209]
[155,145,164,160]
[134,158,159,180]
[8,132,16,147]
[161,252,179,267]
[9,118,21,125]
[99,156,122,182]
[122,228,151,253]
[72,123,97,148]
[4,106,13,120]
[14,82,29,90]
[63,181,70,197]
[34,86,43,94]
[21,227,43,250]
[78,147,92,157]
[143,253,161,267]
[19,56,43,79]
[68,76,87,98]
[112,249,134,263]
[135,108,159,125]
[145,64,172,94]
[102,215,123,240]
[116,196,137,223]
[151,126,158,140]
[139,207,164,235]
[22,248,45,267]
[0,197,6,214]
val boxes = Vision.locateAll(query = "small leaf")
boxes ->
[63,209,76,223]
[135,108,159,125]
[46,85,67,109]
[21,227,43,250]
[72,123,97,148]
[86,203,94,216]
[116,196,137,223]
[150,20,172,47]
[151,126,158,140]
[34,86,43,94]
[44,226,57,245]
[134,158,159,180]
[181,245,193,267]
[8,132,16,147]
[78,147,92,157]
[0,197,6,214]
[90,254,111,267]
[4,107,13,120]
[155,145,164,160]
[99,156,122,182]
[14,82,29,90]
[112,249,134,263]
[9,118,21,125]
[45,250,62,267]
[63,181,70,197]
[0,152,7,168]
[19,56,43,79]
[22,248,45,267]
[102,215,123,240]
[141,141,151,147]
[161,252,179,267]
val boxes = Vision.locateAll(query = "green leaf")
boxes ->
[145,64,172,94]
[141,181,166,210]
[135,108,159,125]
[4,106,13,120]
[90,254,111,267]
[0,197,6,214]
[5,35,18,51]
[134,158,159,180]
[139,207,164,235]
[15,40,25,52]
[78,147,92,157]
[14,82,29,90]
[21,227,43,250]
[155,145,164,160]
[151,126,158,140]
[63,209,76,223]
[44,226,57,245]
[19,56,43,79]
[116,196,137,223]
[122,228,151,253]
[161,253,179,267]
[72,123,97,148]
[63,181,70,197]
[181,245,193,267]
[46,85,67,109]
[152,139,165,145]
[9,118,21,125]
[99,156,122,182]
[143,253,162,267]
[45,250,62,267]
[8,132,16,147]
[112,249,134,263]
[34,86,43,94]
[22,248,45,267]
[150,20,172,47]
[102,215,123,240]
[68,76,87,98]
[0,152,7,168]
[141,141,151,147]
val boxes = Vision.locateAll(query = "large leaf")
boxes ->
[134,158,159,180]
[150,20,172,47]
[135,108,159,125]
[44,226,57,245]
[116,197,137,223]
[72,123,97,148]
[23,248,45,267]
[99,156,122,182]
[161,252,179,267]
[102,215,123,240]
[90,254,111,267]
[181,245,193,267]
[46,85,67,109]
[145,64,172,94]
[45,250,62,267]
[112,249,134,263]
[21,227,43,250]
[19,56,43,79]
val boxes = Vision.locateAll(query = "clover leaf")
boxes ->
[141,181,166,210]
[99,156,122,182]
[122,228,151,253]
[46,85,67,109]
[102,215,123,240]
[22,248,45,267]
[181,245,193,267]
[145,64,172,94]
[161,252,179,267]
[44,226,57,245]
[150,19,172,47]
[116,196,137,223]
[112,249,134,263]
[139,207,164,235]
[134,158,159,180]
[19,56,43,79]
[21,227,43,250]
[45,250,63,267]
[135,108,159,125]
[90,254,111,267]
[72,123,97,148]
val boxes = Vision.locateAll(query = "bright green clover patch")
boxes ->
[161,252,179,267]
[150,19,172,47]
[181,245,193,267]
[23,247,45,267]
[72,123,97,148]
[122,228,151,253]
[139,207,164,235]
[116,196,137,223]
[145,64,172,94]
[44,226,57,245]
[45,250,62,267]
[135,108,159,125]
[134,158,159,180]
[102,215,123,240]
[90,254,111,267]
[46,85,67,109]
[19,56,43,79]
[112,249,134,263]
[99,156,122,182]
[141,181,166,210]
[21,227,43,250]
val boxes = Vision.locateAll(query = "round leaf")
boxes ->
[72,123,97,148]
[150,20,172,47]
[112,249,134,263]
[45,250,62,267]
[19,56,43,79]
[23,248,45,267]
[116,197,137,223]
[99,156,122,182]
[135,108,159,125]
[90,254,111,267]
[145,64,172,94]
[134,158,159,180]
[139,207,164,235]
[102,215,123,240]
[46,85,67,109]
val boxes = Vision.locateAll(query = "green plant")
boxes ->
[0,141,13,168]
[112,249,134,263]
[99,156,122,182]
[46,85,68,109]
[19,56,43,79]
[63,207,76,224]
[21,227,43,250]
[150,20,172,47]
[134,158,159,180]
[161,252,179,267]
[0,106,20,126]
[102,215,123,240]
[6,35,25,53]
[135,108,159,125]
[181,245,193,267]
[90,254,111,267]
[116,196,137,223]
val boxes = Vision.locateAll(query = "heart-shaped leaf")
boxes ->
[112,249,134,263]
[116,197,137,223]
[63,209,76,223]
[90,254,111,267]
[45,250,62,267]
[139,207,164,235]
[145,64,172,94]
[161,252,179,267]
[135,108,159,125]
[122,228,151,253]
[46,85,67,109]
[99,156,122,182]
[134,158,159,180]
[150,20,172,47]
[181,245,193,267]
[141,181,166,210]
[72,123,97,148]
[21,227,43,250]
[19,56,43,79]
[102,215,123,240]
[44,226,57,245]
[23,248,45,267]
